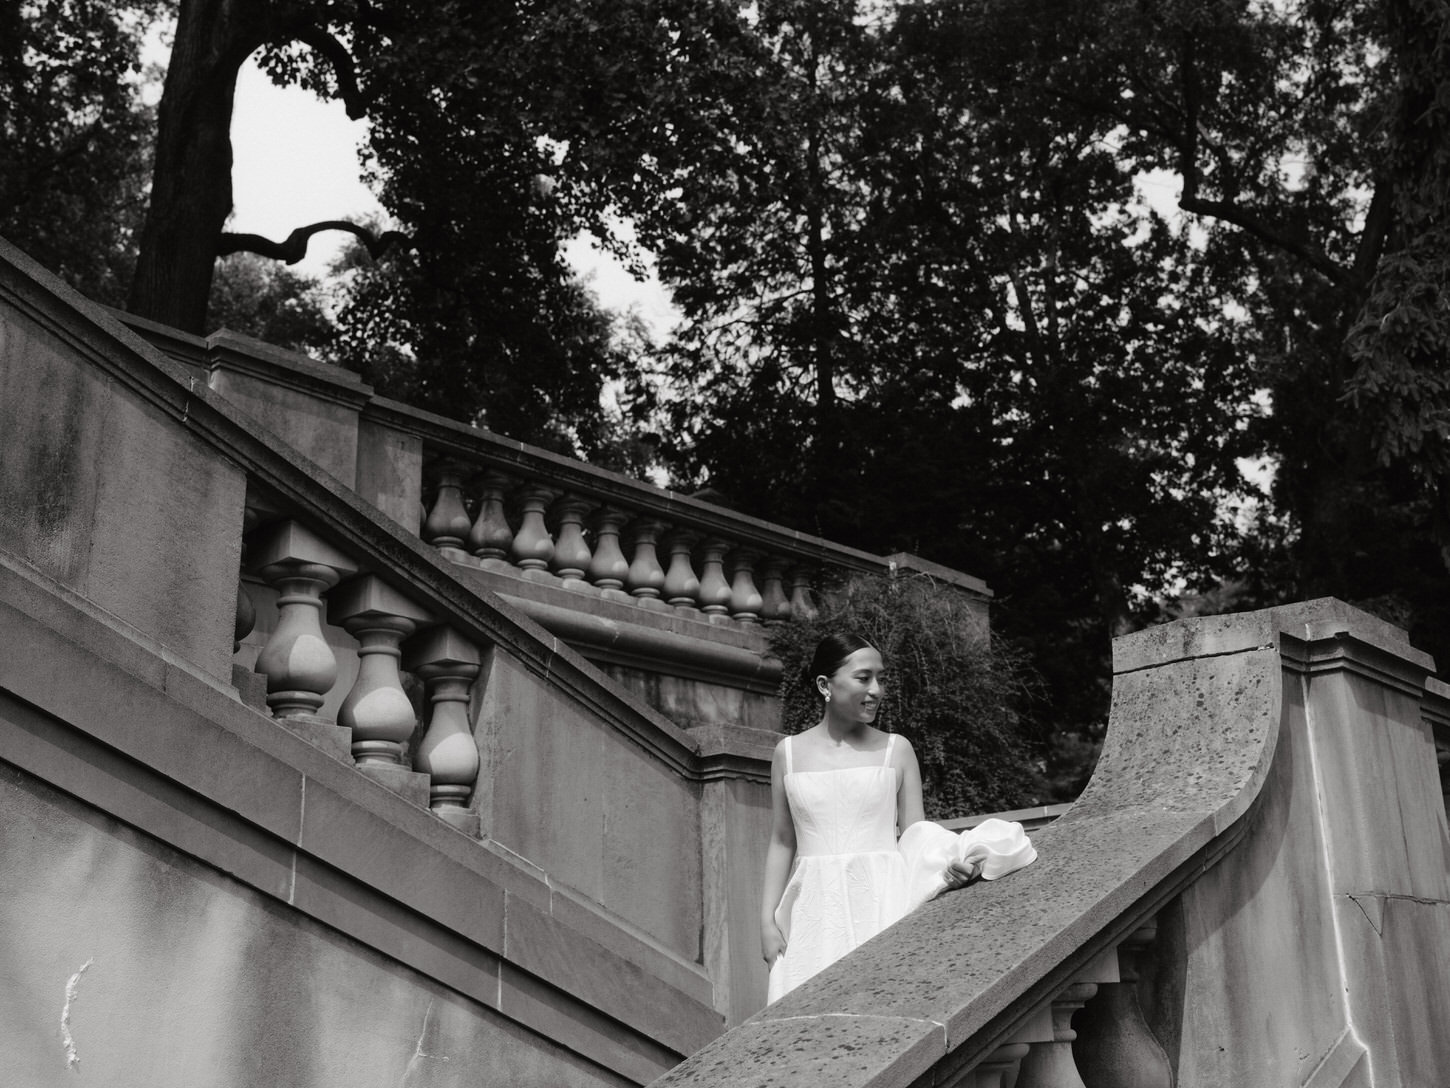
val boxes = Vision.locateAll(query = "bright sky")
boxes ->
[227,59,678,336]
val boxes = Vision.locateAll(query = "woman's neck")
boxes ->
[818,716,869,745]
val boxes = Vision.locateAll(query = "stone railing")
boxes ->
[652,600,1450,1086]
[110,315,991,735]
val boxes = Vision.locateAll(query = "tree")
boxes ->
[768,571,1045,817]
[639,0,1261,771]
[207,250,335,354]
[122,0,774,451]
[976,0,1450,661]
[0,0,166,306]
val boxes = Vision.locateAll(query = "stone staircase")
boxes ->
[7,232,1449,1088]
[0,235,983,1086]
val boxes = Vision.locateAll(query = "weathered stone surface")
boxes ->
[0,312,244,683]
[208,328,371,487]
[0,766,625,1088]
[0,554,720,1085]
[478,648,704,963]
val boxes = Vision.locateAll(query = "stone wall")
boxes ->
[0,759,627,1088]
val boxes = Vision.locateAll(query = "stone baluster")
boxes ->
[1014,983,1099,1088]
[550,494,595,588]
[727,547,765,623]
[625,518,669,609]
[758,557,791,624]
[235,578,257,652]
[788,567,819,620]
[697,537,734,617]
[661,529,702,610]
[251,521,356,723]
[422,464,473,563]
[405,627,483,835]
[1437,737,1450,823]
[234,507,260,653]
[467,470,515,571]
[329,576,433,776]
[586,506,632,602]
[511,484,558,577]
[961,1044,1031,1088]
[1073,924,1173,1088]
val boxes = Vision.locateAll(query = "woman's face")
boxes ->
[819,647,886,724]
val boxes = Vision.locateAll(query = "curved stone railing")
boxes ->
[652,600,1450,1086]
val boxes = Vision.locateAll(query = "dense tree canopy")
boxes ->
[0,0,165,305]
[6,0,1450,800]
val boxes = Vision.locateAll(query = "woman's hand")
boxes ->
[943,858,982,891]
[762,922,788,966]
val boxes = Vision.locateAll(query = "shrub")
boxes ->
[768,571,1044,819]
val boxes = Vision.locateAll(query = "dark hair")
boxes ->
[807,633,878,685]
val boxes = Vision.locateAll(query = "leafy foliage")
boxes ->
[0,0,167,304]
[208,251,335,354]
[768,572,1045,819]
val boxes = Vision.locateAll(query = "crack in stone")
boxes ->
[1344,894,1383,937]
[61,958,93,1070]
[400,999,448,1087]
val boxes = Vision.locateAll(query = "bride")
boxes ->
[761,633,1037,1001]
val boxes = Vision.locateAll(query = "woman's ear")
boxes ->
[815,674,830,699]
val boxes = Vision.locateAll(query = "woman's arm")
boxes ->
[894,735,925,831]
[894,737,977,889]
[760,740,797,965]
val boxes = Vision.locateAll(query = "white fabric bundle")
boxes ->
[898,817,1037,910]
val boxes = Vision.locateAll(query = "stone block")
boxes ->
[503,891,721,1055]
[496,962,682,1086]
[355,415,423,531]
[296,778,505,951]
[356,760,431,807]
[231,662,268,710]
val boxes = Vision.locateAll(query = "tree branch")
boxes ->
[292,24,368,119]
[217,220,411,264]
[1174,34,1351,287]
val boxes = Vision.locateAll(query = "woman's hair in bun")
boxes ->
[807,633,877,687]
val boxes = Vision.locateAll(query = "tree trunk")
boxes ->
[126,0,283,332]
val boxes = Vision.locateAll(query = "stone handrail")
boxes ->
[652,599,1450,1086]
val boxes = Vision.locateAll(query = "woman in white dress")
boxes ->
[760,633,980,1001]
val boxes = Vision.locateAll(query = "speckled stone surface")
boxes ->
[650,601,1448,1088]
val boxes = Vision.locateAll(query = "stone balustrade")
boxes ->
[417,460,828,627]
[106,314,992,741]
[239,516,487,834]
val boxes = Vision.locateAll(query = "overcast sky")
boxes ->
[227,59,677,336]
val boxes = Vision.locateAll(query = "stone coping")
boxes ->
[0,551,721,1083]
[0,240,767,786]
[941,803,1073,832]
[651,601,1423,1087]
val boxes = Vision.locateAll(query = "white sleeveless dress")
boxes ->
[767,734,911,1002]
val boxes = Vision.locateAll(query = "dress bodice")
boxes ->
[785,767,900,856]
[783,734,899,857]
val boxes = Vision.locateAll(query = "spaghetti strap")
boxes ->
[882,734,896,766]
[784,734,795,774]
